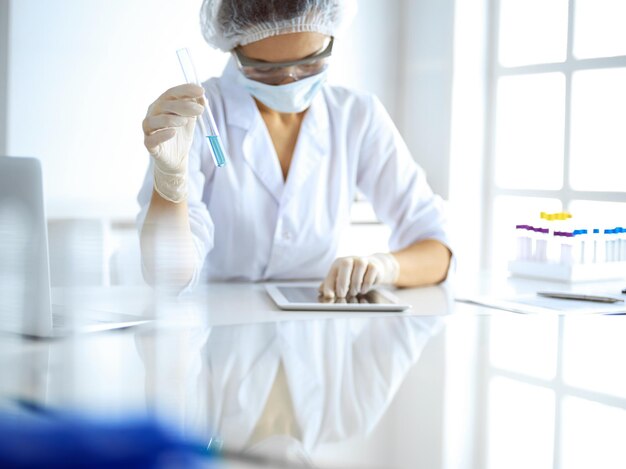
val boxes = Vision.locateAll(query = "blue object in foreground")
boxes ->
[0,412,214,468]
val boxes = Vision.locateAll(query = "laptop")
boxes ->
[0,156,148,337]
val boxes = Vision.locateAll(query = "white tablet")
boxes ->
[266,284,411,312]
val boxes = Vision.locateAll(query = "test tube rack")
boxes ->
[509,212,626,283]
[508,259,626,283]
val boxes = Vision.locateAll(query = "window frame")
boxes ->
[483,0,626,269]
[477,1,626,465]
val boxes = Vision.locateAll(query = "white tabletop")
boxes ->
[2,273,625,468]
[49,280,455,328]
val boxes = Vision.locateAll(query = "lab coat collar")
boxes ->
[242,118,285,204]
[280,94,329,207]
[220,60,284,202]
[220,58,331,206]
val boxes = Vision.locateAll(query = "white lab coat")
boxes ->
[137,59,450,286]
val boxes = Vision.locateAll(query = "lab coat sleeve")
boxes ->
[356,95,452,253]
[136,120,216,288]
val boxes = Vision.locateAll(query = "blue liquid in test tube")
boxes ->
[176,48,227,167]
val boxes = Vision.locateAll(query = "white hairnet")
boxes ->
[199,0,357,51]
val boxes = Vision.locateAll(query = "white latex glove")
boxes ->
[142,84,206,203]
[319,253,400,298]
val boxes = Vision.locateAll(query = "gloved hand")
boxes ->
[142,84,206,203]
[319,253,400,298]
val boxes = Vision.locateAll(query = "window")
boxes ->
[479,2,626,466]
[485,0,626,271]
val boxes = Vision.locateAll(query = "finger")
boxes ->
[334,258,353,298]
[143,115,189,135]
[159,83,205,100]
[318,295,334,304]
[157,100,204,117]
[162,95,207,109]
[361,263,380,294]
[348,257,367,297]
[321,264,339,298]
[144,128,176,154]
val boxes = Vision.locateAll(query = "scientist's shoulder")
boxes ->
[322,85,383,114]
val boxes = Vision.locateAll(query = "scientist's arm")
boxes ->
[320,240,450,297]
[392,238,451,287]
[321,95,452,298]
[140,192,197,286]
[140,84,205,286]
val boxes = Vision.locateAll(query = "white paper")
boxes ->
[456,292,626,315]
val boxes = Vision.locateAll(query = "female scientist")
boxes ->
[138,0,452,298]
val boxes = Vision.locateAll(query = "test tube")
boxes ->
[573,229,589,264]
[176,48,227,168]
[534,227,549,262]
[515,224,532,261]
[556,231,574,265]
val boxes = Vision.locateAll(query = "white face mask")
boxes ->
[237,70,328,113]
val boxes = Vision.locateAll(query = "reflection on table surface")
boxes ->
[2,294,626,468]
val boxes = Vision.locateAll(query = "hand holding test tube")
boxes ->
[176,48,227,168]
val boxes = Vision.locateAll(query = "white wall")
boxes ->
[330,0,401,119]
[398,0,456,199]
[7,0,225,218]
[448,0,489,275]
[0,0,8,155]
[5,0,404,220]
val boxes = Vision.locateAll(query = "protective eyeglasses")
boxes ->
[234,37,334,86]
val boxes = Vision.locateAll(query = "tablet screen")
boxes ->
[277,286,396,305]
